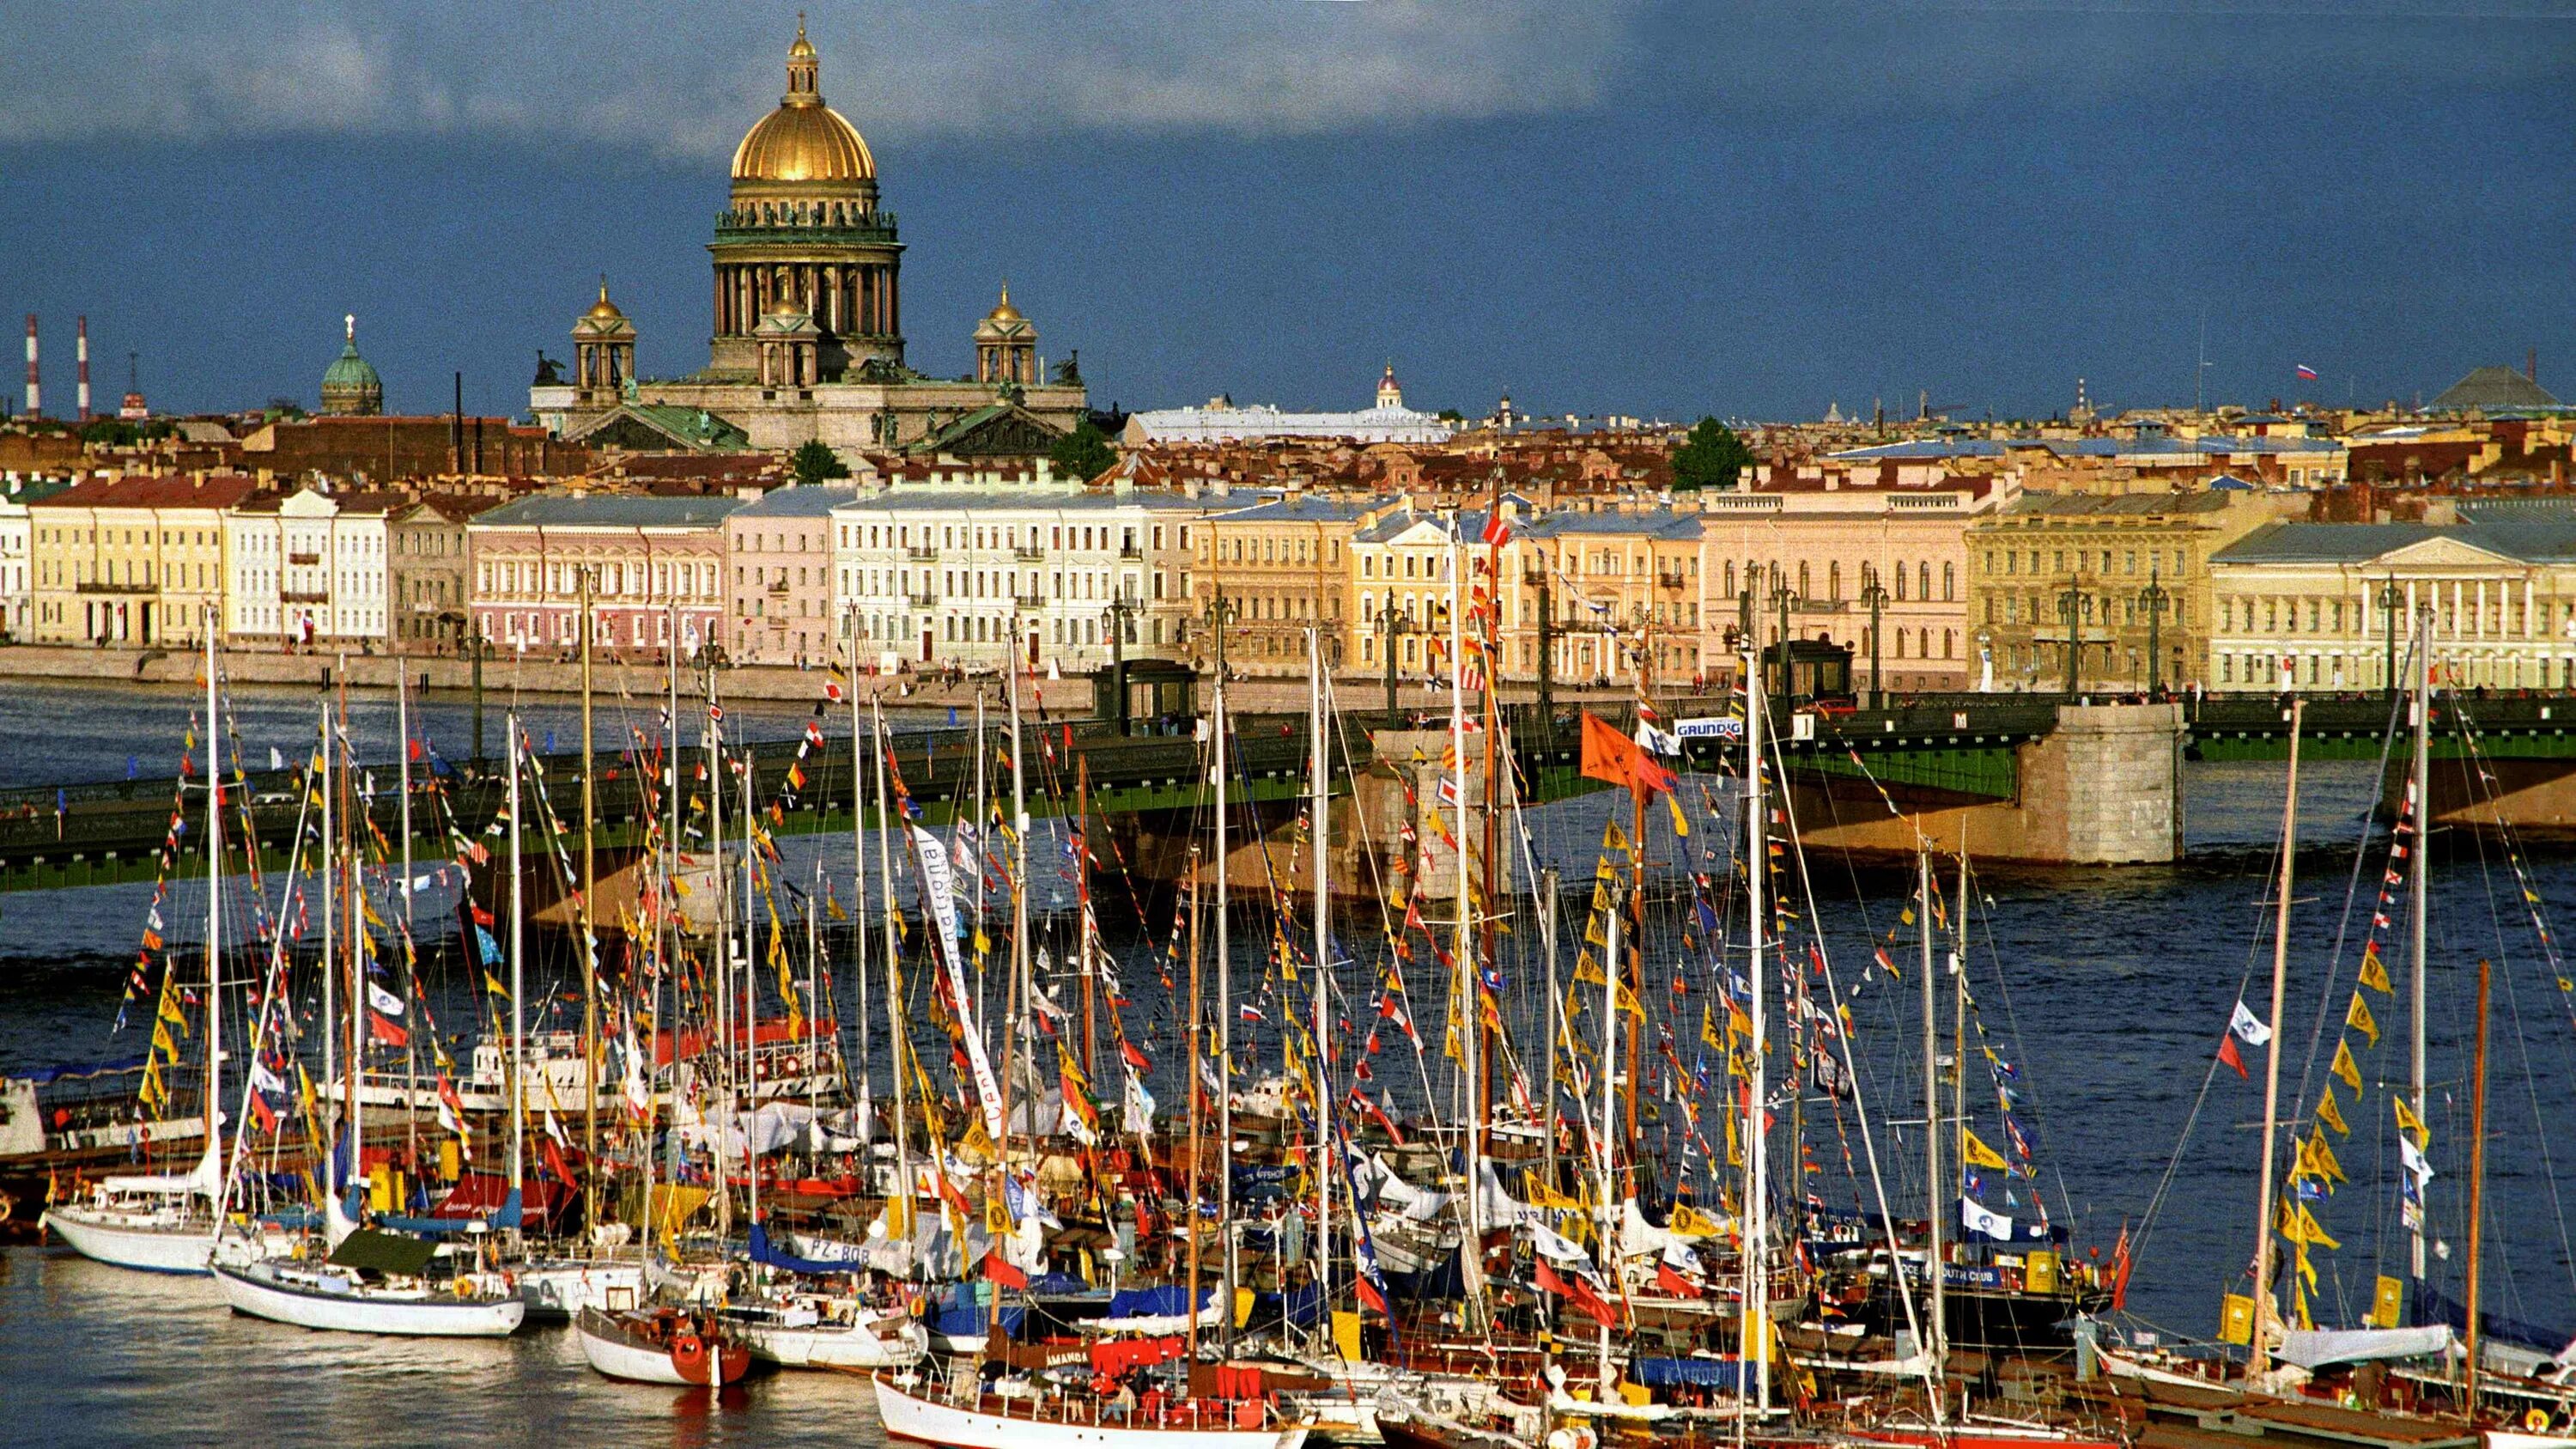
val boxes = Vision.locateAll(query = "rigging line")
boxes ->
[2448,697,2576,1304]
[2129,796,2289,1282]
[2461,814,2540,1333]
[2284,653,2412,1189]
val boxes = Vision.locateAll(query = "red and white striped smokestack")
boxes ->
[22,314,38,417]
[76,315,91,422]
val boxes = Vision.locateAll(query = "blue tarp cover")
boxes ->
[748,1224,857,1276]
[1635,1358,1747,1390]
[1106,1286,1210,1319]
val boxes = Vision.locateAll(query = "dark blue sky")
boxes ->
[2,3,2567,423]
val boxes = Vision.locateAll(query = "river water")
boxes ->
[7,680,2575,1446]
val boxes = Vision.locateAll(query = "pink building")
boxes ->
[467,491,749,659]
[725,484,851,666]
[1696,475,2015,694]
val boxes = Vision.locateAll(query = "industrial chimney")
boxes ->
[76,315,91,422]
[22,314,38,417]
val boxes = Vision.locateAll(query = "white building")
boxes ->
[829,489,1228,673]
[224,486,398,649]
[1122,365,1455,447]
[0,481,46,642]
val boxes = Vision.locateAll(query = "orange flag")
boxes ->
[1580,711,1676,795]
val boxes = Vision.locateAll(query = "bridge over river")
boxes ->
[7,689,2573,892]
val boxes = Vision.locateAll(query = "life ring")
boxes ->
[2527,1410,2550,1433]
[672,1332,708,1382]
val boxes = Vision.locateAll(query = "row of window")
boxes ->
[834,521,1157,554]
[1985,546,2192,579]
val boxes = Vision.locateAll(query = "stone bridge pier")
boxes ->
[1789,702,2186,866]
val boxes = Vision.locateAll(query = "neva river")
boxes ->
[8,680,2575,1446]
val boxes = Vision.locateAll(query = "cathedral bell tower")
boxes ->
[571,279,637,401]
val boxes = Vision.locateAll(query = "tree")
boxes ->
[789,439,850,486]
[1672,416,1754,491]
[1049,417,1117,483]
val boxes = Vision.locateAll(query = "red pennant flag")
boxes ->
[1579,711,1675,795]
[1656,1261,1699,1298]
[983,1251,1029,1289]
[368,1010,410,1048]
[1120,1039,1151,1073]
[1536,1261,1617,1327]
[2217,1034,2248,1079]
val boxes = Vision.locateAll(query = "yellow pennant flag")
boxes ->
[1961,1129,2010,1172]
[2358,945,2392,995]
[1572,950,1607,987]
[2330,1038,2362,1093]
[2306,1128,2347,1184]
[2346,991,2380,1047]
[1701,1006,1723,1050]
[2393,1094,2428,1146]
[1602,819,1630,856]
[2314,1085,2349,1137]
[1666,793,1691,839]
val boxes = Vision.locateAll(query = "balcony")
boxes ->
[905,545,939,562]
[76,579,153,595]
[906,592,939,608]
[765,578,790,594]
[1656,572,1688,591]
[280,590,330,605]
[1118,545,1143,560]
[287,551,322,566]
[713,209,899,246]
[1013,593,1046,610]
[1015,545,1046,562]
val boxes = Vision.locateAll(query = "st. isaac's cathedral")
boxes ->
[529,21,1089,460]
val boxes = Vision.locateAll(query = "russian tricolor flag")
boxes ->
[2295,364,2319,381]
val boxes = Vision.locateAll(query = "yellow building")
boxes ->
[1190,495,1368,676]
[26,473,260,647]
[1965,489,2279,693]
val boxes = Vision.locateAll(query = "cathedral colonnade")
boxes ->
[714,261,898,338]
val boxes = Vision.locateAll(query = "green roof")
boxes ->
[321,338,380,392]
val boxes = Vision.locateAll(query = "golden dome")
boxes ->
[584,279,627,321]
[986,283,1024,323]
[731,21,875,186]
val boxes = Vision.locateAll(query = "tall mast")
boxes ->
[1309,625,1334,1329]
[1596,876,1622,1394]
[2408,603,2432,1286]
[1539,866,1562,1226]
[1919,849,1947,1387]
[319,705,337,1154]
[397,656,417,1184]
[2464,959,2492,1419]
[581,568,599,1232]
[1447,526,1481,1304]
[507,710,526,1213]
[1212,632,1236,1356]
[1476,490,1503,1170]
[201,616,223,1175]
[975,688,989,1028]
[999,659,1031,1341]
[2248,698,2302,1379]
[1742,638,1771,1414]
[1078,752,1097,1081]
[708,667,730,1241]
[742,746,761,1248]
[1183,849,1207,1362]
[340,666,361,1222]
[870,699,910,1231]
[849,646,871,1132]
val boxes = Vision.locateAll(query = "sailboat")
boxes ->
[212,697,525,1337]
[43,618,232,1274]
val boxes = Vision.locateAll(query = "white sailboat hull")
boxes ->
[872,1373,1310,1449]
[575,1316,700,1385]
[213,1260,526,1336]
[40,1207,215,1275]
[738,1313,928,1369]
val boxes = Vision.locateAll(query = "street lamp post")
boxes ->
[2057,578,2088,697]
[1103,594,1137,733]
[2138,569,2172,696]
[1767,579,1797,699]
[1860,572,1890,709]
[2379,577,2404,697]
[1376,605,1417,729]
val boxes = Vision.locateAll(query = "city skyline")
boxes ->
[2,1,2569,422]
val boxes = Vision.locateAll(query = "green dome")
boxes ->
[319,316,383,416]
